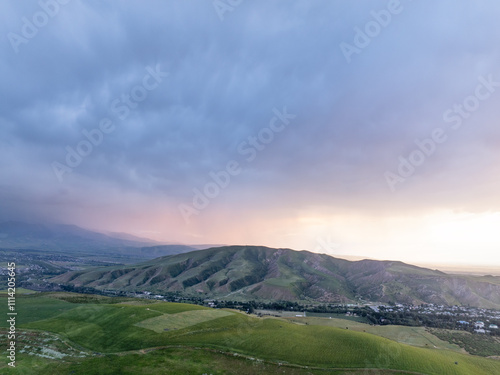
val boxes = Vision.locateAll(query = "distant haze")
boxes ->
[1,1,500,267]
[416,263,500,277]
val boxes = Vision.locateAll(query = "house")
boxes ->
[475,321,485,329]
[489,324,498,329]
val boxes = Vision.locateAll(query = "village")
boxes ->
[368,303,500,334]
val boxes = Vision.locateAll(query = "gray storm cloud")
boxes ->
[1,0,500,234]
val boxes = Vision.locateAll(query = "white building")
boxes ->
[475,321,485,329]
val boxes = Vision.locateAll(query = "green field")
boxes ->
[135,309,234,332]
[1,293,500,374]
[285,316,465,352]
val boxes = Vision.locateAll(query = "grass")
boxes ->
[24,304,161,352]
[160,315,500,374]
[0,346,424,375]
[135,309,234,332]
[45,292,139,304]
[285,316,464,352]
[0,294,85,326]
[120,301,208,314]
[4,293,500,374]
[298,312,368,322]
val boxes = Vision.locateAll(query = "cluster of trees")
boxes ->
[210,300,365,315]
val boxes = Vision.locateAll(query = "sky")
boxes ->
[1,0,500,267]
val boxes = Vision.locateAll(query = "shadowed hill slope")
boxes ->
[52,245,500,308]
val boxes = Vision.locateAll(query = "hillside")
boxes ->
[52,246,500,308]
[2,292,500,374]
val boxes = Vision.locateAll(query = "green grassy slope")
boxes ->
[0,346,431,375]
[2,293,499,375]
[285,316,465,352]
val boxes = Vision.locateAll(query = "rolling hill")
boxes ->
[2,292,500,374]
[52,245,500,308]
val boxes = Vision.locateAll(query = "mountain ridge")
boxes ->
[0,221,196,261]
[51,245,500,309]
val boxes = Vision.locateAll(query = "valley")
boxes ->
[51,245,500,309]
[2,223,500,374]
[1,291,500,374]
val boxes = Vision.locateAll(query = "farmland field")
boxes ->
[1,292,500,374]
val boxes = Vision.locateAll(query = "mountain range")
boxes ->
[0,221,196,261]
[52,245,500,309]
[3,221,499,309]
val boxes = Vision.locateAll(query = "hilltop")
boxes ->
[52,245,500,308]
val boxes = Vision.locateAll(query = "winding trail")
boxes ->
[110,344,430,375]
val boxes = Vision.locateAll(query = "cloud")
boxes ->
[1,0,500,264]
